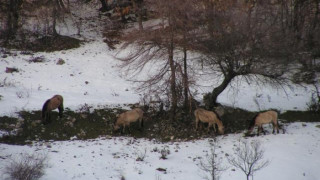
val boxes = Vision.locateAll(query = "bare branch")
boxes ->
[227,140,270,180]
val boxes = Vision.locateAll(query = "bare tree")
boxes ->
[198,140,227,180]
[118,0,200,118]
[0,0,24,42]
[130,0,144,30]
[197,0,297,109]
[227,140,270,180]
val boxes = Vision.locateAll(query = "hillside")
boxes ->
[1,1,320,180]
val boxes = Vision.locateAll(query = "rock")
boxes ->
[5,67,19,73]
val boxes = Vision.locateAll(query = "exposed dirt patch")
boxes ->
[0,107,319,145]
[30,35,81,52]
[1,35,81,52]
[279,111,320,122]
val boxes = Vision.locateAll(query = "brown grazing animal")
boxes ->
[247,110,279,136]
[42,95,64,124]
[194,108,225,134]
[114,108,144,133]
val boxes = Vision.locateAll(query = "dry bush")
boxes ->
[135,148,147,161]
[227,140,269,180]
[159,146,170,160]
[3,153,48,180]
[198,140,226,180]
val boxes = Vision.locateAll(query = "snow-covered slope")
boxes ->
[1,1,319,180]
[0,37,315,116]
[0,40,140,116]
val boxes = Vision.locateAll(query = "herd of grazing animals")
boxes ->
[41,95,281,136]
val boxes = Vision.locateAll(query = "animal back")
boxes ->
[195,108,216,123]
[48,95,63,111]
[117,108,143,124]
[256,110,277,125]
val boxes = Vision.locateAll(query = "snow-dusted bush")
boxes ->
[159,146,170,160]
[307,92,320,112]
[3,153,48,180]
[135,148,147,161]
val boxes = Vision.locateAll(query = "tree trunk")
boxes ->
[99,0,108,12]
[169,40,177,119]
[52,3,58,36]
[207,73,235,109]
[131,0,143,30]
[183,46,189,111]
[6,0,23,40]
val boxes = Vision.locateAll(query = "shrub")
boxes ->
[227,140,269,180]
[3,153,48,180]
[197,140,226,180]
[307,92,320,113]
[159,146,170,160]
[135,148,147,161]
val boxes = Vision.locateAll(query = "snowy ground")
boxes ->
[1,1,320,180]
[0,38,316,116]
[0,123,320,180]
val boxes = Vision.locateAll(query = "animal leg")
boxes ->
[272,123,275,134]
[261,126,266,135]
[122,125,126,134]
[140,119,144,131]
[200,122,203,130]
[58,105,64,118]
[195,118,199,130]
[271,122,279,134]
[263,127,266,135]
[213,123,217,133]
[275,122,280,134]
[138,117,144,129]
[48,112,52,124]
[128,125,132,133]
[140,118,144,128]
[257,126,261,136]
[43,113,48,124]
[207,123,212,133]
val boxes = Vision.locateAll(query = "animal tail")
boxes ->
[42,99,50,119]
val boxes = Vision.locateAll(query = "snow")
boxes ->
[0,123,320,180]
[1,1,320,180]
[0,39,315,116]
[0,40,140,116]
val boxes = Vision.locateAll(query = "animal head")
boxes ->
[248,114,258,131]
[113,114,124,132]
[218,125,225,134]
[113,124,120,131]
[214,110,225,134]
